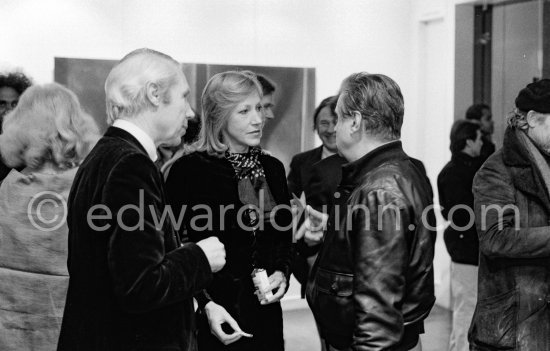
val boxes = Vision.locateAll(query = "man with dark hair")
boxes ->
[0,71,32,182]
[0,71,32,129]
[288,96,340,200]
[470,79,550,350]
[437,120,483,351]
[287,96,345,298]
[465,103,494,162]
[257,74,277,121]
[306,73,435,351]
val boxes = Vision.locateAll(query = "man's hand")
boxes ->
[196,237,226,273]
[298,205,328,246]
[204,302,252,345]
[262,270,287,305]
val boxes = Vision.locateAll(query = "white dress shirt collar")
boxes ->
[112,119,158,162]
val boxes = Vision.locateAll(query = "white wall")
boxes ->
[1,0,414,107]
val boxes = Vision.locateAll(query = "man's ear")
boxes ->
[526,110,539,128]
[464,139,474,150]
[145,82,161,107]
[350,111,362,133]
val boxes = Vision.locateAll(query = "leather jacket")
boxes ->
[307,141,436,350]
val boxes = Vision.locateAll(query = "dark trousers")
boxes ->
[323,322,423,351]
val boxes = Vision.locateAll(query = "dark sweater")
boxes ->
[438,152,482,265]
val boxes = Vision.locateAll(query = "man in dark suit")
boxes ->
[287,96,342,200]
[58,48,227,351]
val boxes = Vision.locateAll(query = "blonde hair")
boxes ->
[0,83,99,169]
[105,48,181,124]
[194,70,262,157]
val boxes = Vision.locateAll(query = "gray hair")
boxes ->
[105,48,181,124]
[338,72,404,141]
[507,108,529,130]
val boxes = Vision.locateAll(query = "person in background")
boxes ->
[287,96,346,297]
[306,73,436,351]
[166,70,292,351]
[256,74,276,123]
[465,103,494,163]
[157,109,201,174]
[0,71,33,182]
[0,83,99,351]
[57,48,226,351]
[287,96,339,199]
[437,120,483,351]
[470,79,550,350]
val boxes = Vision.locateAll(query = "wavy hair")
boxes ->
[0,83,99,169]
[338,72,404,141]
[0,71,33,94]
[194,70,262,157]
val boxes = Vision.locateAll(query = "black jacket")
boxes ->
[437,152,481,265]
[165,151,292,350]
[479,134,496,165]
[0,158,10,182]
[469,127,550,350]
[287,145,323,198]
[58,127,212,351]
[307,141,436,351]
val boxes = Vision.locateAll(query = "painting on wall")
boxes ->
[55,57,316,172]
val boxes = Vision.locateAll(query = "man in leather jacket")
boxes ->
[306,73,436,351]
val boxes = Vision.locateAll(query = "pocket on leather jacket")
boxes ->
[307,268,354,347]
[469,289,517,349]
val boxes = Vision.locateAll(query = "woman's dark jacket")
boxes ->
[307,141,436,351]
[165,151,292,349]
[469,127,550,350]
[437,152,481,265]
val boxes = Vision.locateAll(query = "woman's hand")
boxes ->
[262,270,287,305]
[204,301,252,345]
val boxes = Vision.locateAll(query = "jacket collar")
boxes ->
[451,152,477,168]
[502,127,550,212]
[341,140,407,187]
[112,119,158,161]
[104,126,149,158]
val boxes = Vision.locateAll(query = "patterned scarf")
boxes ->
[225,147,276,228]
[225,146,266,181]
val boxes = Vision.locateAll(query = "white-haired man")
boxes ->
[58,49,227,351]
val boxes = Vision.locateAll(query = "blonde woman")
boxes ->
[0,83,98,351]
[166,71,292,351]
